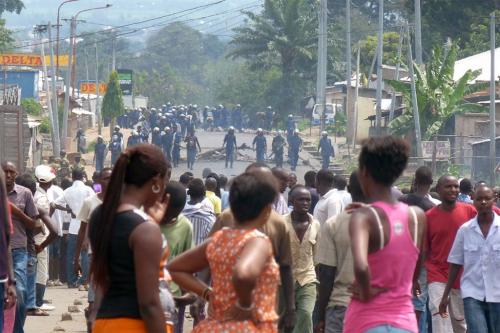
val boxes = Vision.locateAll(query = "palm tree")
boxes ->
[389,43,486,140]
[228,0,317,120]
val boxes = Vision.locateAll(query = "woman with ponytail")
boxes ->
[88,144,174,333]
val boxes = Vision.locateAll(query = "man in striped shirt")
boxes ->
[182,178,215,246]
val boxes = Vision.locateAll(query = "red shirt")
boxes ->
[493,206,500,215]
[425,202,476,288]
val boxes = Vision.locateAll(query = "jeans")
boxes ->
[463,297,500,333]
[26,254,37,309]
[66,234,87,287]
[365,325,413,333]
[35,283,45,308]
[412,268,430,333]
[174,305,185,333]
[12,248,28,333]
[325,305,347,333]
[293,282,317,333]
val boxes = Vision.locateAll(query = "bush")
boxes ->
[21,98,43,116]
[39,117,50,133]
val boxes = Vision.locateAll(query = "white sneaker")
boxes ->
[39,304,55,311]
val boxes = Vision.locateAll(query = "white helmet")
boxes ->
[321,131,328,136]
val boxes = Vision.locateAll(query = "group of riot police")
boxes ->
[92,103,336,172]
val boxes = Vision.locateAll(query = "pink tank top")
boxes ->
[344,202,419,333]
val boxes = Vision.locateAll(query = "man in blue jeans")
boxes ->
[439,185,500,333]
[53,169,94,288]
[2,161,38,333]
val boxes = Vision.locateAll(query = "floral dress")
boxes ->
[193,228,280,333]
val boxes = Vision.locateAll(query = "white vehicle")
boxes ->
[312,103,341,125]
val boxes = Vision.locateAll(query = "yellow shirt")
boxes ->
[284,213,320,286]
[206,191,221,215]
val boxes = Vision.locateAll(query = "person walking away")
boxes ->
[172,125,182,168]
[160,182,194,333]
[315,171,364,333]
[93,136,107,173]
[168,172,281,332]
[162,127,174,162]
[457,179,473,204]
[52,169,94,288]
[253,129,267,163]
[304,171,319,214]
[284,186,320,333]
[89,144,175,333]
[271,168,290,215]
[210,163,296,332]
[399,165,439,332]
[0,168,17,331]
[313,169,343,225]
[438,185,500,333]
[333,175,352,208]
[426,175,476,333]
[72,168,112,331]
[318,132,334,170]
[205,177,221,216]
[2,161,38,333]
[223,127,237,168]
[75,128,87,154]
[288,130,302,172]
[344,136,427,333]
[185,130,201,171]
[272,131,286,168]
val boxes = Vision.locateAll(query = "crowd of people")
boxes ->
[1,134,499,333]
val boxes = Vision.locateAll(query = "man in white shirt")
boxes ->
[439,185,500,332]
[313,169,343,225]
[182,179,216,246]
[53,169,94,288]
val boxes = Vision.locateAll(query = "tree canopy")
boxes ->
[102,71,125,120]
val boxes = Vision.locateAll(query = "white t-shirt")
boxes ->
[76,194,102,254]
[55,180,94,235]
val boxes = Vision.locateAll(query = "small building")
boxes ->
[3,69,39,100]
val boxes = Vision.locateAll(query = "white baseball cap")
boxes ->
[35,165,56,183]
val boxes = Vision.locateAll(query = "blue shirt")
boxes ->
[253,136,266,150]
[448,213,500,302]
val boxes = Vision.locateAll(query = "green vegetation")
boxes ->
[39,116,50,134]
[21,98,43,116]
[102,71,125,120]
[388,43,486,140]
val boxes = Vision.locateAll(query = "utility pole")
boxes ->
[316,0,328,133]
[71,17,77,97]
[352,42,361,151]
[375,0,384,134]
[346,0,352,142]
[95,42,102,135]
[47,22,61,154]
[389,26,404,122]
[35,24,59,155]
[112,31,116,71]
[414,0,423,65]
[490,12,496,186]
[406,24,423,162]
[61,17,74,148]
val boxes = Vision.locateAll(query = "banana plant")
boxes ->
[388,43,487,140]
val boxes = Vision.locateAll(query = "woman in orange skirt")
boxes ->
[168,172,280,332]
[89,144,175,333]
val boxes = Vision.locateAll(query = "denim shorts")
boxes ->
[365,324,413,333]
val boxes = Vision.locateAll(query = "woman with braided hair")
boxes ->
[89,144,175,333]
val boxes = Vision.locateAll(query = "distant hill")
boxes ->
[4,0,259,45]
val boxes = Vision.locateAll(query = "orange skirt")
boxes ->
[93,318,173,333]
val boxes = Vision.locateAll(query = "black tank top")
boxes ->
[90,208,149,319]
